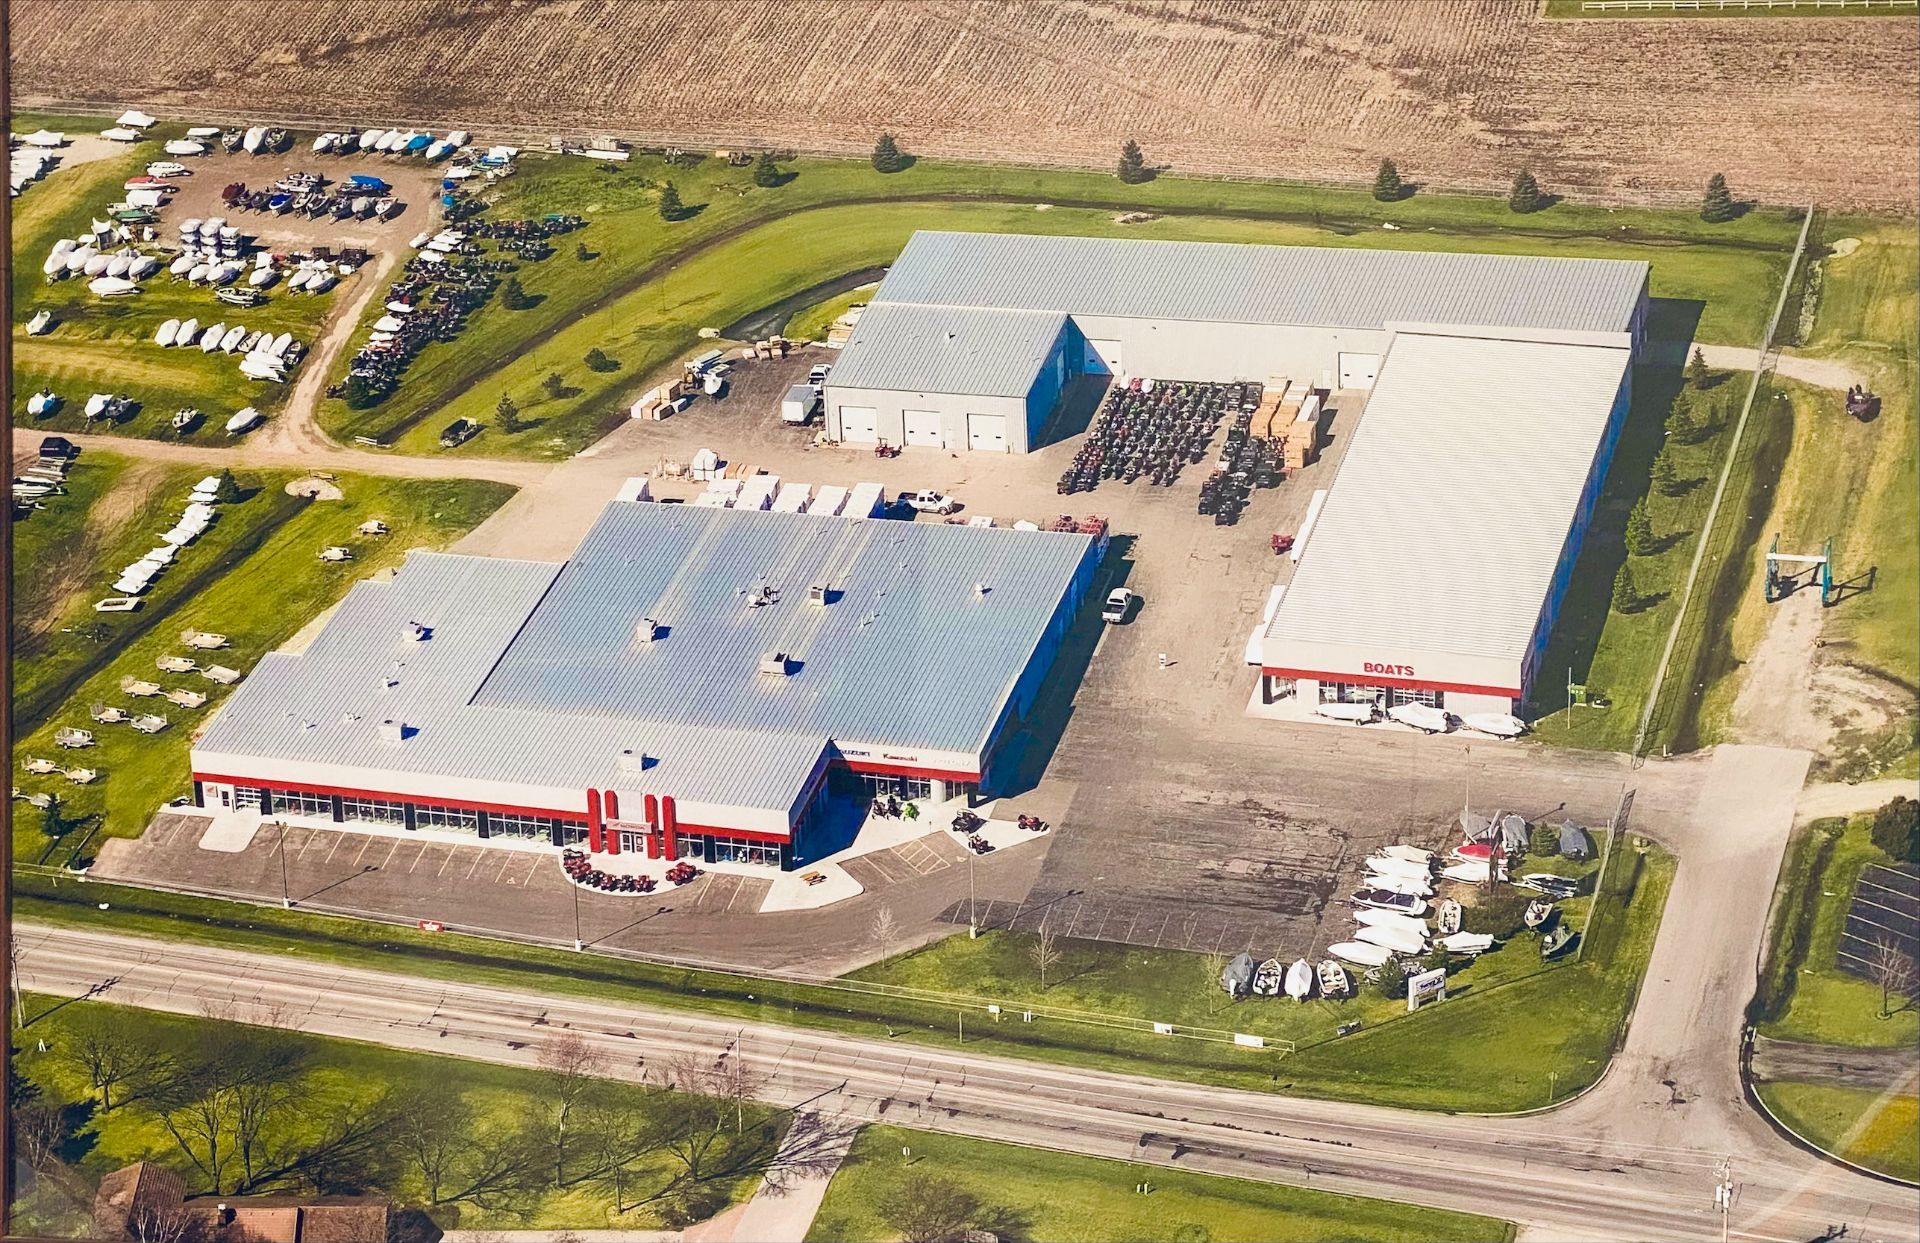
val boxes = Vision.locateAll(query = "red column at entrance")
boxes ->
[585,788,604,852]
[662,796,679,862]
[603,788,620,855]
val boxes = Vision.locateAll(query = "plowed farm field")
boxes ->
[10,0,1916,212]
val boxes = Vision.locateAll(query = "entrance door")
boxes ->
[838,405,878,443]
[1337,352,1381,389]
[903,409,944,447]
[233,786,262,812]
[1083,338,1122,375]
[618,830,647,854]
[966,413,1009,452]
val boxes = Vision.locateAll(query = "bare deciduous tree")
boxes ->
[126,1196,204,1243]
[1863,935,1919,1019]
[1030,920,1064,991]
[9,1100,68,1174]
[878,1169,983,1243]
[537,1029,606,1187]
[61,1008,176,1111]
[870,904,902,950]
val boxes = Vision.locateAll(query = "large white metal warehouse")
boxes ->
[825,231,1651,453]
[1258,329,1635,718]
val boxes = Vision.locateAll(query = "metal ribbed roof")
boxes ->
[197,506,1096,813]
[828,303,1068,398]
[194,552,830,812]
[476,503,1096,755]
[873,232,1648,333]
[1265,332,1632,666]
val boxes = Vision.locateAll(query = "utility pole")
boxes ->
[1713,1156,1734,1243]
[968,853,978,938]
[572,879,584,952]
[1577,812,1619,965]
[276,820,292,908]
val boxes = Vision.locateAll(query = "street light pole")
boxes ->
[276,820,291,908]
[572,879,584,952]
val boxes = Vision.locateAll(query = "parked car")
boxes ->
[904,489,959,515]
[1102,587,1135,623]
[39,435,77,460]
[808,363,831,389]
[438,417,481,449]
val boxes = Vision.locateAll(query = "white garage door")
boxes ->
[838,405,878,444]
[1084,338,1123,375]
[903,409,944,448]
[1337,352,1382,390]
[967,413,1009,453]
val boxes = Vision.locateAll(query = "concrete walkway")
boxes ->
[1797,778,1919,822]
[722,1114,856,1243]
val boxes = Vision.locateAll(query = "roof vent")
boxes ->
[808,583,830,607]
[973,581,990,599]
[380,674,400,691]
[617,747,651,774]
[634,616,660,644]
[758,650,791,676]
[747,584,779,609]
[404,621,431,642]
[376,718,408,745]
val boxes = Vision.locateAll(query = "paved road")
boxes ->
[1753,1036,1920,1092]
[17,920,1914,1243]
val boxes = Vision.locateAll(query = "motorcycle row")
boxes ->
[1057,378,1249,495]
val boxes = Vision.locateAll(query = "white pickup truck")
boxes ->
[904,489,959,515]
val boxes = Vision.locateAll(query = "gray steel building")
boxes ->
[825,231,1651,454]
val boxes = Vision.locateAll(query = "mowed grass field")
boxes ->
[9,465,514,863]
[11,998,774,1234]
[1757,1083,1920,1184]
[11,142,350,444]
[853,840,1672,1112]
[317,151,1799,457]
[805,1125,1513,1243]
[1756,815,1919,1050]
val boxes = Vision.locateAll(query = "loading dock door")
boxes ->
[838,405,878,443]
[1084,338,1123,376]
[1337,352,1381,390]
[967,413,1009,453]
[903,409,944,448]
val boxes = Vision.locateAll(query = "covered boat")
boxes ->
[176,317,198,344]
[154,318,181,347]
[1328,941,1394,969]
[163,139,206,156]
[1354,923,1427,956]
[1388,702,1453,734]
[225,406,263,434]
[1463,713,1527,738]
[1284,958,1314,1001]
[1439,931,1495,957]
[88,276,140,296]
[1315,701,1380,724]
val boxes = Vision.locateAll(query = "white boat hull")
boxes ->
[1328,941,1394,968]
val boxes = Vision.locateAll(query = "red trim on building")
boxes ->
[838,758,981,784]
[663,796,679,863]
[1258,668,1521,699]
[586,788,605,852]
[192,773,588,823]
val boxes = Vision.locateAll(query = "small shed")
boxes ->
[1558,820,1592,860]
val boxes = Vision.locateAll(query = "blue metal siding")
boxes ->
[1022,319,1074,447]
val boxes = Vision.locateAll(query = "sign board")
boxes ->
[1233,1032,1265,1049]
[1152,1022,1174,1036]
[417,919,445,933]
[1407,967,1447,1012]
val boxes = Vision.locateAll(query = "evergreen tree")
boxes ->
[1650,453,1679,497]
[1870,796,1920,865]
[753,152,783,187]
[543,371,567,399]
[1116,139,1150,184]
[1372,158,1404,202]
[1372,958,1408,1001]
[1701,172,1737,223]
[1687,346,1711,389]
[1624,497,1655,556]
[871,133,905,174]
[584,347,616,373]
[1666,393,1699,445]
[39,794,64,840]
[500,275,534,310]
[343,373,383,409]
[1508,168,1543,214]
[658,181,684,221]
[575,240,592,262]
[212,469,241,504]
[1612,561,1638,612]
[496,392,522,432]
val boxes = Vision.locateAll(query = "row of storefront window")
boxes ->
[1318,682,1443,708]
[227,786,591,845]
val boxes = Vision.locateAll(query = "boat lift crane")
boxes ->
[1763,534,1835,606]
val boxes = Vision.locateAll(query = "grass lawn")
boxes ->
[9,447,140,639]
[10,997,775,1234]
[1757,1082,1920,1183]
[317,150,1797,458]
[11,144,353,444]
[11,837,1671,1115]
[1755,815,1919,1049]
[9,472,514,862]
[1530,364,1748,748]
[806,1125,1513,1243]
[783,283,878,343]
